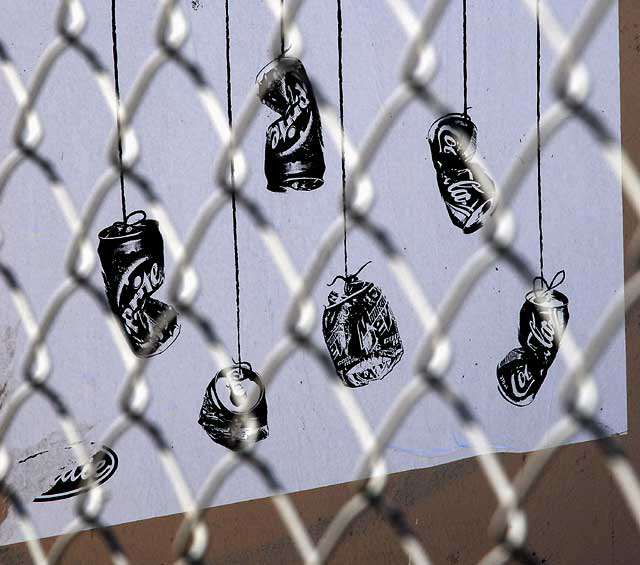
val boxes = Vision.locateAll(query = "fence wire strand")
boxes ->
[0,0,637,563]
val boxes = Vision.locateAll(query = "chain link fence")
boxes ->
[0,0,639,563]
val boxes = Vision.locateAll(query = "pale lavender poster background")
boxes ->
[0,0,625,544]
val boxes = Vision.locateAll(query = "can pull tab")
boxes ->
[125,210,147,225]
[532,269,565,298]
[112,210,147,234]
[228,361,252,408]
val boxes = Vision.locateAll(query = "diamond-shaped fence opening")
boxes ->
[0,0,639,563]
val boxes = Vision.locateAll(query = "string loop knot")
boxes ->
[533,270,565,298]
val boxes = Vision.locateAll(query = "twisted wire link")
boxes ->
[0,0,638,564]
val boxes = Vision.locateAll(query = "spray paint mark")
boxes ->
[17,450,49,465]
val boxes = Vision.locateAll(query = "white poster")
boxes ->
[0,0,625,545]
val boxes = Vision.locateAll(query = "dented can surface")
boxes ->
[257,57,325,192]
[98,210,179,357]
[323,270,403,388]
[427,113,495,233]
[497,347,546,407]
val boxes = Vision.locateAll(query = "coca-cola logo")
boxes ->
[527,309,560,351]
[440,126,463,156]
[446,179,482,213]
[33,447,118,502]
[510,364,535,399]
[267,82,311,154]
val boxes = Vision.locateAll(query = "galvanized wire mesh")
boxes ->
[0,0,639,563]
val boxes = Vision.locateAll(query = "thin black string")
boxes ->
[337,0,348,277]
[110,0,127,223]
[225,0,242,365]
[536,0,544,280]
[462,0,468,116]
[280,0,285,55]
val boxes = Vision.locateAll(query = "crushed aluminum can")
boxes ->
[257,56,325,192]
[496,270,569,407]
[322,262,404,388]
[97,210,180,357]
[427,112,495,233]
[198,362,269,451]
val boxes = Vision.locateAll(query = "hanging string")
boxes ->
[110,0,127,223]
[280,0,285,55]
[225,0,242,365]
[536,0,544,280]
[337,0,348,277]
[462,0,468,116]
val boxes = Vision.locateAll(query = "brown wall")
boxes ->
[2,2,640,563]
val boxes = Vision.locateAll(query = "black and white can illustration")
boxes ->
[517,273,570,367]
[97,210,180,357]
[257,56,325,192]
[496,271,569,407]
[322,263,404,388]
[427,113,495,233]
[198,362,269,450]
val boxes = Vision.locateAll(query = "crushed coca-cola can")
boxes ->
[97,210,180,357]
[198,362,269,451]
[257,56,325,192]
[496,271,569,407]
[427,113,495,233]
[322,262,404,388]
